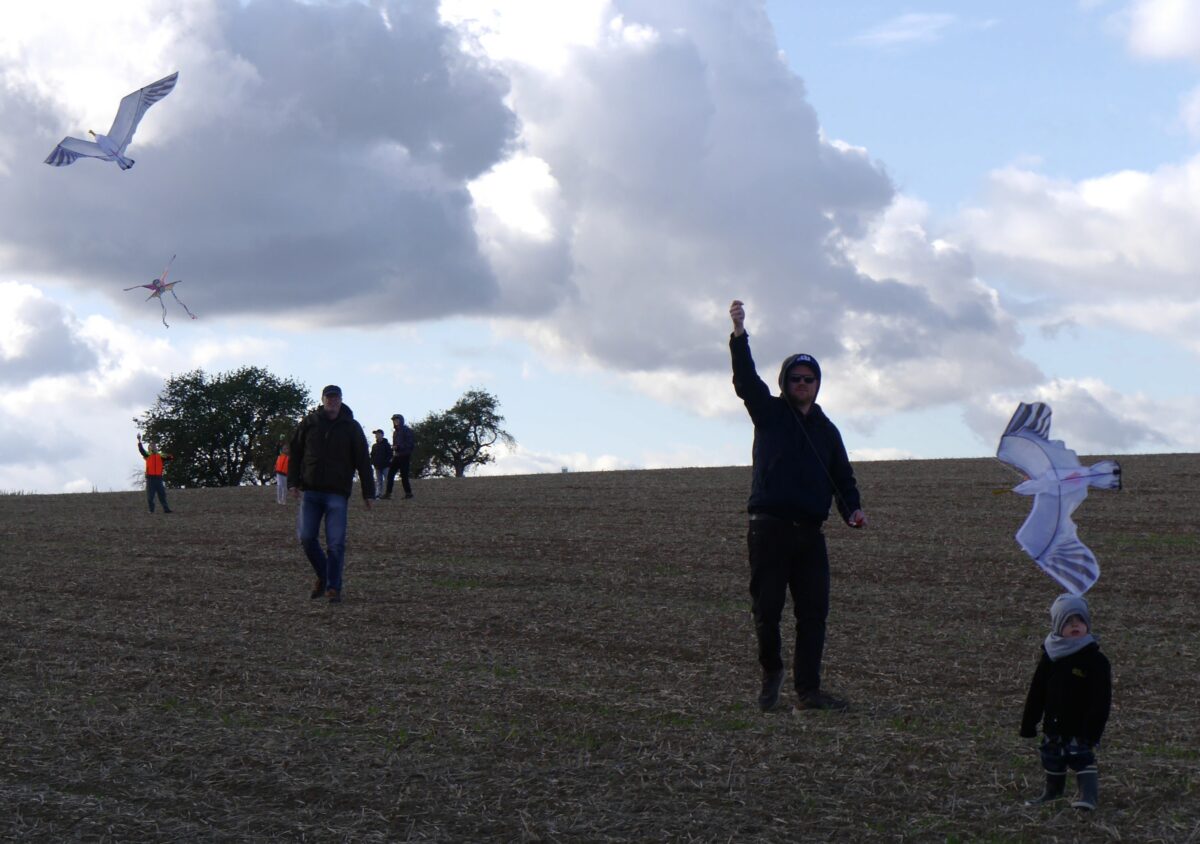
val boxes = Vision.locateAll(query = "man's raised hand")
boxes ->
[730,299,746,337]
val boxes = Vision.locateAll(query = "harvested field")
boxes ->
[2,454,1198,841]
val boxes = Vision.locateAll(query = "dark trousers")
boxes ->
[146,475,169,513]
[1040,736,1097,773]
[747,517,830,693]
[386,454,412,497]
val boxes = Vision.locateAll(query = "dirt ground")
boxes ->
[1,454,1197,841]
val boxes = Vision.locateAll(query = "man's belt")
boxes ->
[749,512,822,528]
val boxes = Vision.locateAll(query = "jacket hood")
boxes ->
[777,353,821,400]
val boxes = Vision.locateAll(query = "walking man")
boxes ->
[384,413,415,499]
[729,299,866,712]
[288,385,375,604]
[137,433,174,514]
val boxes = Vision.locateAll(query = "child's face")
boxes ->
[1061,614,1089,638]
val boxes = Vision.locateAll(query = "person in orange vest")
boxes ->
[274,444,290,505]
[137,433,175,514]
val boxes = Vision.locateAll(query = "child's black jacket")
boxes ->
[1020,642,1112,744]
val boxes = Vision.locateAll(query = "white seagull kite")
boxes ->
[44,72,179,170]
[996,402,1121,595]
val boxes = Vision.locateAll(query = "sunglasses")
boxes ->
[788,375,817,384]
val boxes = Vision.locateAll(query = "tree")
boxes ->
[135,366,310,488]
[412,389,515,478]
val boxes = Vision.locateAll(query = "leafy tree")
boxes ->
[135,366,310,487]
[412,389,515,478]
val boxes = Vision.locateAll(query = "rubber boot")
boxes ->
[1071,770,1098,811]
[1024,771,1066,805]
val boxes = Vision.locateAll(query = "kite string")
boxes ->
[786,402,855,521]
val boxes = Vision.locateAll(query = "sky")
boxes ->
[1,0,1197,493]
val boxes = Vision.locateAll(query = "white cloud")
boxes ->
[0,282,100,384]
[966,378,1193,455]
[954,159,1200,351]
[454,0,1039,429]
[1124,0,1200,60]
[1,0,518,325]
[0,295,174,491]
[472,442,635,475]
[440,0,610,73]
[848,13,957,48]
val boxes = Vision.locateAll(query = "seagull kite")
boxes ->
[996,402,1121,595]
[44,72,179,169]
[124,255,197,328]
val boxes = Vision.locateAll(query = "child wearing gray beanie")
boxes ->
[1019,593,1113,810]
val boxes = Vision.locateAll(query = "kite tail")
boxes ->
[171,288,198,320]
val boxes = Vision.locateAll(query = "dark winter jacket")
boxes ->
[288,403,375,500]
[1020,642,1112,744]
[730,332,861,524]
[392,423,415,457]
[370,438,392,469]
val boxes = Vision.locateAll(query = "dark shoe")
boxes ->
[162,508,173,513]
[327,588,342,604]
[404,493,414,499]
[1025,772,1067,805]
[795,689,849,712]
[380,494,392,500]
[758,669,785,712]
[1071,771,1098,811]
[310,579,326,599]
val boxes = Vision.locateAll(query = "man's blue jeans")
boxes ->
[299,491,349,592]
[146,475,169,513]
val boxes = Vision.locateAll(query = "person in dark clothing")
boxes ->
[369,429,392,500]
[384,413,415,499]
[137,434,174,513]
[729,299,865,713]
[1020,593,1112,811]
[287,385,375,604]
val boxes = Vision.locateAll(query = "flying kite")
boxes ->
[996,402,1121,595]
[124,255,197,328]
[44,72,179,169]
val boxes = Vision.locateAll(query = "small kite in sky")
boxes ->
[124,255,197,328]
[44,72,179,170]
[996,402,1121,595]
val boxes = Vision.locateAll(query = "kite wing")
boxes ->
[106,72,179,153]
[996,402,1121,595]
[44,136,108,166]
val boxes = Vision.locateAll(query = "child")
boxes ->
[1020,593,1112,811]
[275,445,290,505]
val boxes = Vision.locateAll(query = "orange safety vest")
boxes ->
[145,453,165,476]
[275,454,289,474]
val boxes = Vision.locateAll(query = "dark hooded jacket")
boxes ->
[730,332,861,524]
[370,438,392,469]
[1020,642,1112,744]
[288,403,375,500]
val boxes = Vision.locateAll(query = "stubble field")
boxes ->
[1,454,1198,842]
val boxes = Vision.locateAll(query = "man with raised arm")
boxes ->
[729,299,866,712]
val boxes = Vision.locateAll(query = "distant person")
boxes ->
[136,433,174,514]
[384,413,415,499]
[274,444,290,505]
[1020,593,1112,811]
[729,299,865,713]
[288,385,375,604]
[370,429,392,501]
